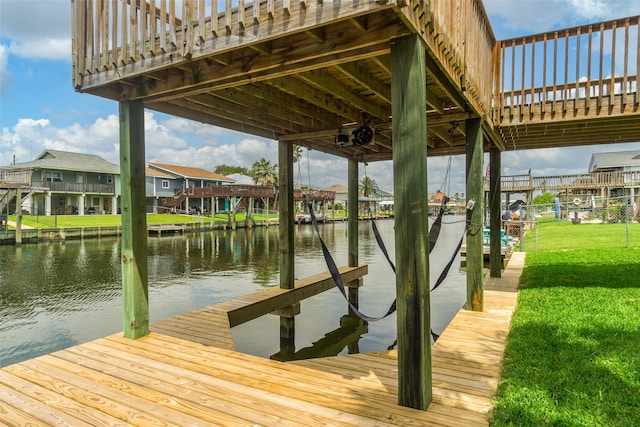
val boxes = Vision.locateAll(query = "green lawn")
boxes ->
[8,212,278,228]
[490,220,640,426]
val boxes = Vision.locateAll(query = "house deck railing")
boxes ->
[72,0,496,117]
[494,17,640,123]
[179,185,276,199]
[0,170,32,187]
[488,171,640,192]
[34,181,116,194]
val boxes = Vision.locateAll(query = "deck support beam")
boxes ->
[347,158,360,311]
[278,141,295,344]
[15,187,22,246]
[119,100,149,339]
[489,146,502,277]
[465,118,484,311]
[391,34,432,410]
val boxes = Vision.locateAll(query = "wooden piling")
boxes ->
[119,100,149,339]
[391,34,432,410]
[278,142,295,341]
[466,118,484,311]
[489,146,502,278]
[347,158,360,310]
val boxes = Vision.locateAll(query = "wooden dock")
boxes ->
[147,224,185,236]
[0,255,523,426]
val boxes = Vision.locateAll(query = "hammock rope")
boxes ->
[306,196,465,325]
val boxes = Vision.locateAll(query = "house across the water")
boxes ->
[146,162,235,214]
[0,149,120,216]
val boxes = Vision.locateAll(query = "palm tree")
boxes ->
[292,144,303,163]
[251,158,278,187]
[293,144,303,188]
[251,158,278,210]
[359,176,378,197]
[359,176,378,216]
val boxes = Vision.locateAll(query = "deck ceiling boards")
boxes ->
[82,8,476,162]
[498,115,640,152]
[144,53,475,161]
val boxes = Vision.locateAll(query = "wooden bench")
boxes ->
[151,265,368,349]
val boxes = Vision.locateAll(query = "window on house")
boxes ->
[106,175,113,184]
[162,180,170,189]
[45,172,62,182]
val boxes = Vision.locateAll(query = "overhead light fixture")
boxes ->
[336,125,375,148]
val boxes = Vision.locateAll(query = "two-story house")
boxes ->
[1,150,120,216]
[587,150,640,209]
[145,167,179,213]
[147,162,235,213]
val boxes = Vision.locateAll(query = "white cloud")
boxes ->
[7,38,71,62]
[0,0,71,62]
[484,0,640,36]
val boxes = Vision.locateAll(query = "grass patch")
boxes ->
[8,213,281,228]
[490,221,640,426]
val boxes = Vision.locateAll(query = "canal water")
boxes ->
[0,218,467,368]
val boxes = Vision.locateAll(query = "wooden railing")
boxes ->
[404,0,496,116]
[33,181,116,194]
[0,170,32,186]
[487,171,640,192]
[72,0,496,117]
[293,189,335,201]
[184,184,275,198]
[494,16,640,122]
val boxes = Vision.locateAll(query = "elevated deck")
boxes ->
[0,254,523,425]
[486,170,640,193]
[72,0,497,159]
[72,2,640,158]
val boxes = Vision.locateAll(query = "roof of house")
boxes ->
[5,150,119,174]
[588,150,640,172]
[324,184,348,193]
[145,167,175,178]
[432,191,447,201]
[227,173,254,185]
[149,162,234,182]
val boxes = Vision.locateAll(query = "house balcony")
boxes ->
[72,0,495,159]
[0,170,32,188]
[34,181,116,194]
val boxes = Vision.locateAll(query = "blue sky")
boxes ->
[2,0,640,195]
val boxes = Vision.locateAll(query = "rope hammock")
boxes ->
[306,196,465,327]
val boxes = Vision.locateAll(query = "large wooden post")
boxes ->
[278,141,295,347]
[347,158,360,310]
[119,100,149,339]
[15,188,22,246]
[466,118,484,311]
[391,34,432,410]
[489,146,502,277]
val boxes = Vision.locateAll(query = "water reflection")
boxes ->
[0,219,467,367]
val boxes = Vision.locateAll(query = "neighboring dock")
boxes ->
[147,224,185,236]
[0,255,523,425]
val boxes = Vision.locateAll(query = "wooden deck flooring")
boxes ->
[0,254,523,426]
